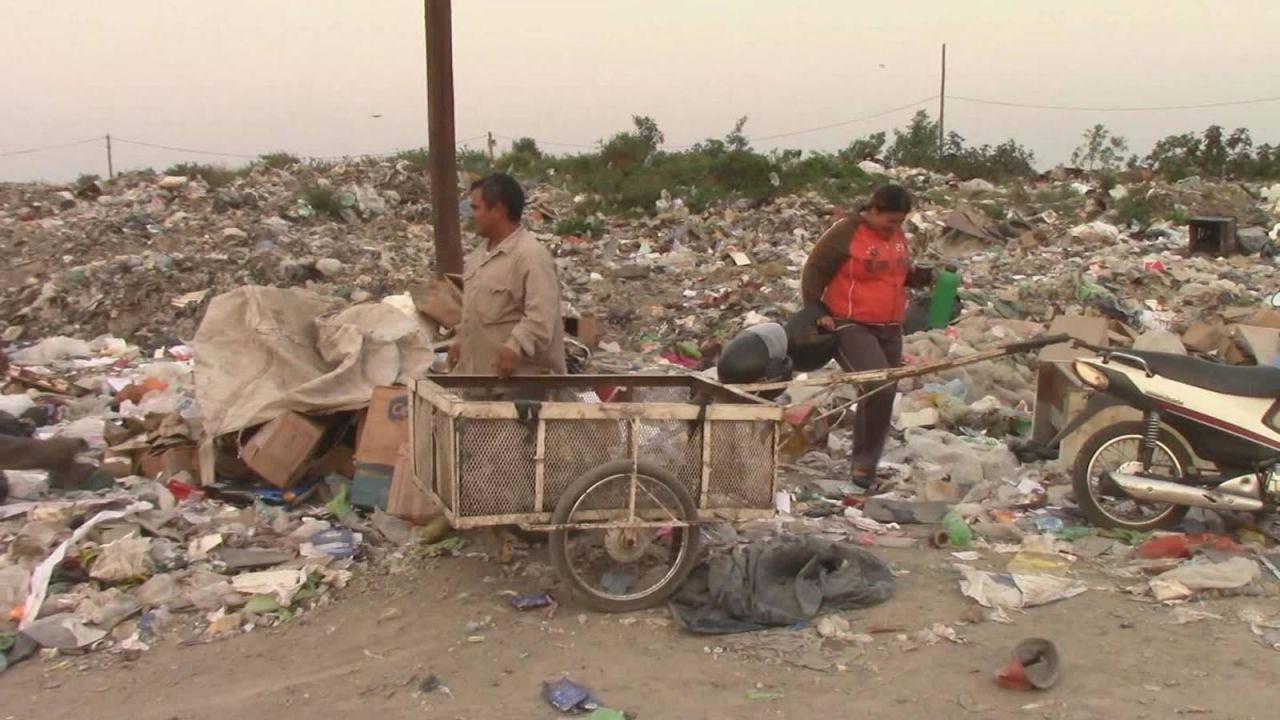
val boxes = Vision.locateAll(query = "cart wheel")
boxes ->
[549,460,700,613]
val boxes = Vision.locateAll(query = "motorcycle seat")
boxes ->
[1117,349,1280,398]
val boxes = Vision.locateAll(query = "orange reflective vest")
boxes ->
[821,223,911,325]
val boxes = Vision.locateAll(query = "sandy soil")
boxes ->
[3,533,1276,720]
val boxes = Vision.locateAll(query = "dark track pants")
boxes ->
[832,322,903,474]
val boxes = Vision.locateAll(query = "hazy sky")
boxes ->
[3,0,1279,182]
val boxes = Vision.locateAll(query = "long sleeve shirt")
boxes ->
[454,227,567,375]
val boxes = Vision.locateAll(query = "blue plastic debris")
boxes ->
[543,678,600,713]
[309,528,357,559]
[511,592,555,611]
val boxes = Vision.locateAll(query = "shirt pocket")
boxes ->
[477,286,517,325]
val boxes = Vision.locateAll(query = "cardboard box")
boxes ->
[241,412,326,488]
[313,442,356,479]
[1182,322,1227,354]
[1233,324,1280,365]
[566,314,601,349]
[387,442,439,524]
[355,386,409,466]
[138,445,200,479]
[1244,308,1280,330]
[1040,316,1109,364]
[350,462,392,511]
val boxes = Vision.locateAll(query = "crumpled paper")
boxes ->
[956,565,1087,610]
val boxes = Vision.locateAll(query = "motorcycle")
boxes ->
[1065,341,1280,531]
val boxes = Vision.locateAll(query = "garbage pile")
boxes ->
[4,158,1280,668]
[0,291,449,671]
[3,160,1279,362]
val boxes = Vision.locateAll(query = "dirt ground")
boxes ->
[3,532,1277,720]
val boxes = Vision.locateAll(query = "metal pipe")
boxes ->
[1108,472,1264,512]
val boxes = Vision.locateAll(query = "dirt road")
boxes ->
[3,536,1275,720]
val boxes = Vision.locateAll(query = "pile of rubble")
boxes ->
[3,158,1280,668]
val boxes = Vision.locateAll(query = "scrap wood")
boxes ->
[5,366,88,396]
[736,334,1072,393]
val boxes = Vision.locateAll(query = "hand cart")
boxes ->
[409,374,782,612]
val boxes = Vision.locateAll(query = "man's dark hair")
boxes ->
[869,184,913,213]
[470,173,524,221]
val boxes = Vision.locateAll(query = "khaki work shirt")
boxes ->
[455,227,567,376]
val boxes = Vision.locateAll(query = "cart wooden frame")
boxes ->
[408,374,783,531]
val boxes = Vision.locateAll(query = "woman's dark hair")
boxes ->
[868,184,913,213]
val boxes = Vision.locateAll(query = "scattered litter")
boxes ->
[957,565,1087,610]
[543,678,602,713]
[1168,607,1223,625]
[231,569,308,606]
[511,592,556,611]
[1149,557,1260,598]
[996,638,1061,691]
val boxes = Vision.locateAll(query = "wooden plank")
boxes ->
[431,373,698,389]
[451,401,779,422]
[413,378,460,415]
[445,504,776,530]
[770,422,780,498]
[738,334,1071,393]
[533,417,546,513]
[691,375,773,406]
[700,414,712,510]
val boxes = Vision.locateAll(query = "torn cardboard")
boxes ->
[1233,325,1280,365]
[387,442,438,524]
[1040,316,1108,364]
[240,412,325,488]
[355,386,409,466]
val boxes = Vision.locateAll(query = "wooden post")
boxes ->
[105,133,114,179]
[938,44,947,160]
[424,0,463,275]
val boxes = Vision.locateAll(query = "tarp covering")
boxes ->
[194,286,434,442]
[669,535,896,634]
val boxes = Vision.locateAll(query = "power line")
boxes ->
[0,136,104,158]
[10,135,496,164]
[746,96,939,142]
[112,137,256,159]
[951,94,1280,112]
[490,96,938,150]
[8,87,1280,165]
[488,132,599,147]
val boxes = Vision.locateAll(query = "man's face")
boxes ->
[469,189,503,239]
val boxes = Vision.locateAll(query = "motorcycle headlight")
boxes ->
[1072,360,1109,390]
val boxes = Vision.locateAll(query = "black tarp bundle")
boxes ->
[669,536,896,634]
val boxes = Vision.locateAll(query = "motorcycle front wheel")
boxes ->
[1071,421,1192,531]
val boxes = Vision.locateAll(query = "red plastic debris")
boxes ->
[1136,533,1243,560]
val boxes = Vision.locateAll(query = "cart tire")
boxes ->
[549,460,700,613]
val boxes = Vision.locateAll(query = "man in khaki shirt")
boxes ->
[449,173,566,378]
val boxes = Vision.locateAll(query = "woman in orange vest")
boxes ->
[800,184,934,489]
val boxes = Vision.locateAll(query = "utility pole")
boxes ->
[424,0,463,276]
[105,133,114,179]
[486,131,495,163]
[938,44,947,160]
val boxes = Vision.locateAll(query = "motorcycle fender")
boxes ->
[1059,395,1208,471]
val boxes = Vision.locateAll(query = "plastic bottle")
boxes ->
[927,268,961,329]
[943,512,973,548]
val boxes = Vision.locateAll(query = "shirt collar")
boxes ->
[487,226,524,256]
